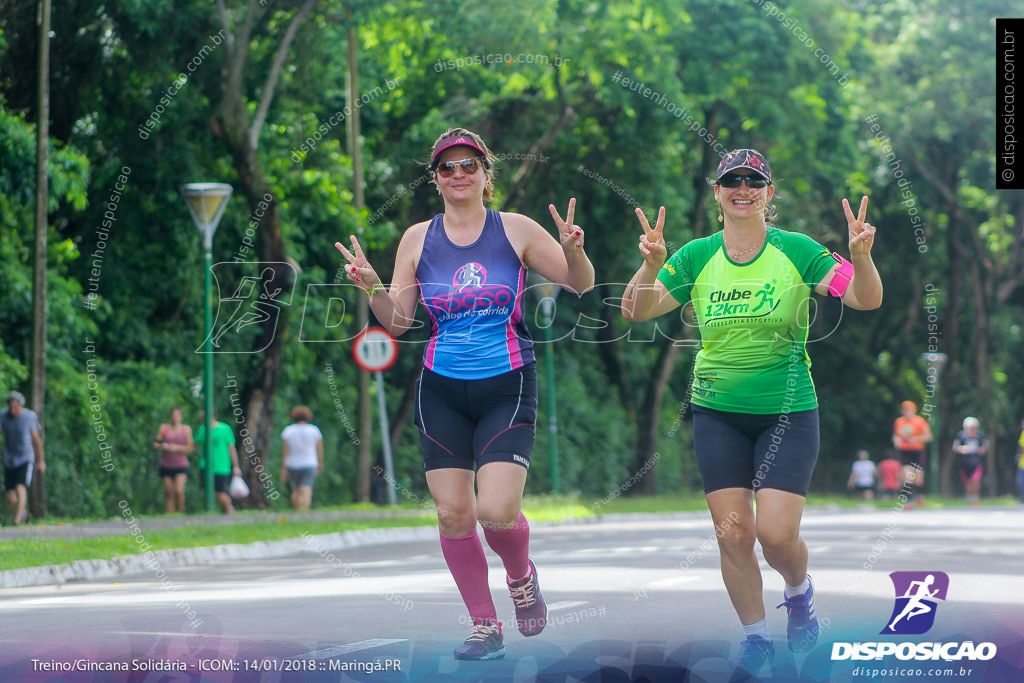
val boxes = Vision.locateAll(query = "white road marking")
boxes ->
[646,576,700,589]
[546,600,588,611]
[297,639,407,660]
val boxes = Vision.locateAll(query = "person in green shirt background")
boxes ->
[194,410,241,515]
[620,149,882,674]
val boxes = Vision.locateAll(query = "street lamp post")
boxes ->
[530,275,562,493]
[921,352,947,496]
[182,183,233,512]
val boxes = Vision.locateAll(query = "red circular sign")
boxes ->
[353,327,398,372]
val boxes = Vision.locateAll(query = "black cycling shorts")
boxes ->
[692,404,820,496]
[415,364,538,472]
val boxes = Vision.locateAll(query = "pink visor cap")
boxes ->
[431,135,489,168]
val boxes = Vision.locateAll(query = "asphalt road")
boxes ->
[1,506,1022,683]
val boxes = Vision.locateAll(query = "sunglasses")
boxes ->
[435,158,484,177]
[717,173,770,188]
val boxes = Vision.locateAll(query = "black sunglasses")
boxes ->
[436,158,484,177]
[717,173,770,189]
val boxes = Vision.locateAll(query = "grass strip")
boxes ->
[1,516,435,572]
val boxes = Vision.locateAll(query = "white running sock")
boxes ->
[742,618,770,640]
[785,576,810,598]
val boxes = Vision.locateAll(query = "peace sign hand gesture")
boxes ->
[549,198,585,253]
[844,196,876,258]
[334,235,382,293]
[635,206,667,268]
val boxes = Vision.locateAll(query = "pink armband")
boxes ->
[827,252,854,298]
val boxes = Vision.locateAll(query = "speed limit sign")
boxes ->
[353,327,398,372]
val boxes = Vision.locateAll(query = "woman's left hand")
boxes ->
[844,195,876,257]
[549,198,585,253]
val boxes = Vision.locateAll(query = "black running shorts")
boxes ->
[3,463,31,492]
[899,449,925,468]
[159,466,190,479]
[415,364,538,472]
[692,404,820,496]
[200,471,232,494]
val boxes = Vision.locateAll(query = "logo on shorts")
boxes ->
[512,454,530,468]
[881,571,949,635]
[453,262,487,291]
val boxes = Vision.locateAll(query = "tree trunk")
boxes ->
[210,103,291,507]
[596,282,633,412]
[631,107,718,493]
[635,319,684,494]
[29,0,51,520]
[937,211,962,496]
[209,0,315,506]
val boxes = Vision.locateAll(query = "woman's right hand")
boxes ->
[335,235,383,293]
[635,206,667,268]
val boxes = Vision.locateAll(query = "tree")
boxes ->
[208,0,318,505]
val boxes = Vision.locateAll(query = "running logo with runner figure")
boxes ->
[453,262,487,291]
[881,571,949,635]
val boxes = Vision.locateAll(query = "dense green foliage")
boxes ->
[0,0,1020,519]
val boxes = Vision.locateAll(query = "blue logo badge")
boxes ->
[881,571,949,635]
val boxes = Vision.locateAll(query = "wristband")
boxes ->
[827,253,854,298]
[363,283,385,297]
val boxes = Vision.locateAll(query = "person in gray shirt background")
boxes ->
[1,391,45,525]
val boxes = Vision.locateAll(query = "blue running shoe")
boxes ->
[454,619,505,660]
[777,575,819,652]
[733,635,775,674]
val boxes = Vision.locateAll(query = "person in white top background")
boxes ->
[847,449,877,501]
[280,405,324,510]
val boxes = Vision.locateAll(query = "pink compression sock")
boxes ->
[482,512,531,580]
[439,530,497,621]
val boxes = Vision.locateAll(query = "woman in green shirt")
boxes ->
[621,149,882,673]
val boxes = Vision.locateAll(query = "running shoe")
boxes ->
[733,635,775,674]
[777,576,819,652]
[507,558,547,636]
[454,619,505,660]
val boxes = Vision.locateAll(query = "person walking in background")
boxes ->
[153,406,194,513]
[892,401,932,508]
[1,391,44,526]
[336,127,594,660]
[953,416,988,506]
[620,148,882,674]
[877,452,902,500]
[280,405,323,511]
[847,450,876,501]
[195,410,241,515]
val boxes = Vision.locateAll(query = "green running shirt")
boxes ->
[656,227,837,414]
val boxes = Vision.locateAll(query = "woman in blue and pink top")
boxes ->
[336,127,594,660]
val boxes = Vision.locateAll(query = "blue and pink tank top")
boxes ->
[416,209,534,379]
